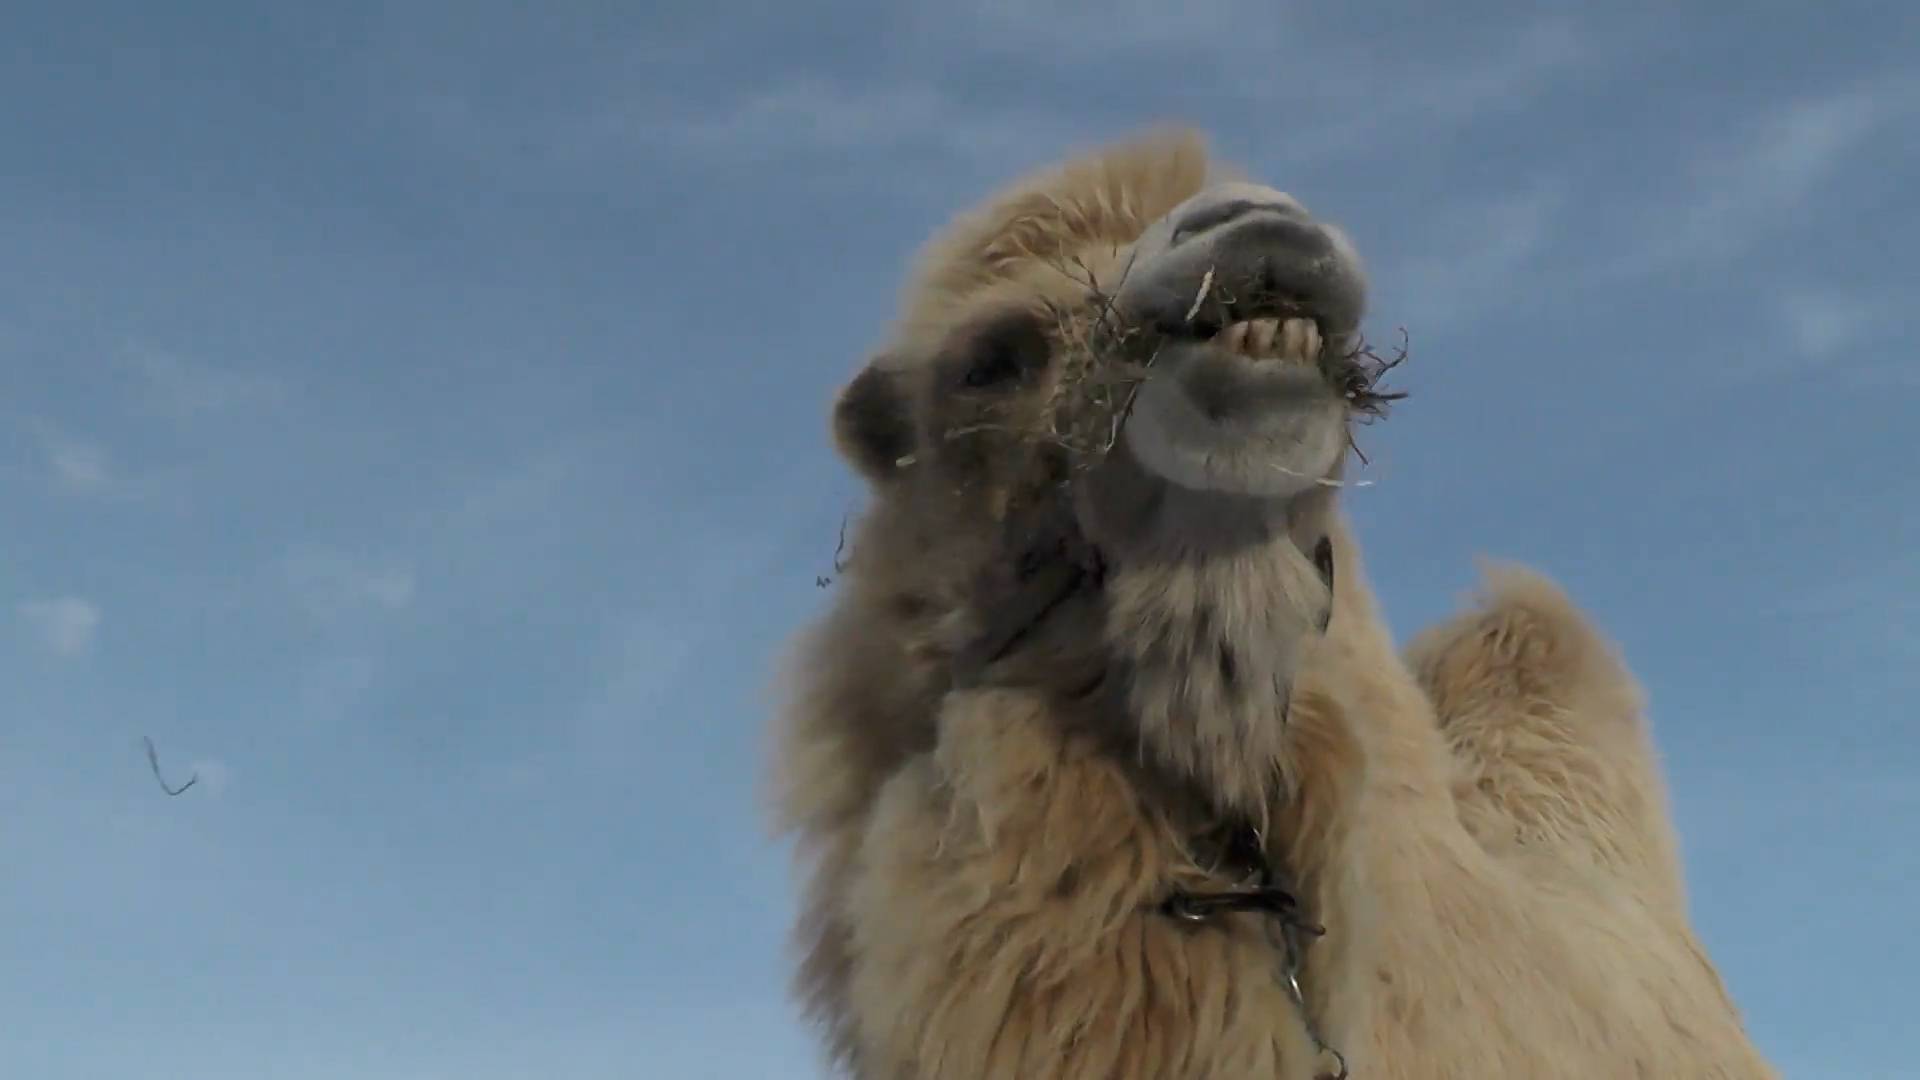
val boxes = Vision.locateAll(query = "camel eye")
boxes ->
[955,309,1051,390]
[965,341,1025,387]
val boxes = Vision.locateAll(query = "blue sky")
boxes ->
[2,2,1915,1077]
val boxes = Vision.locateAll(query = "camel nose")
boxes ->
[1168,186,1310,245]
[1114,180,1367,339]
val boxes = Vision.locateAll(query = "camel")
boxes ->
[769,128,1777,1079]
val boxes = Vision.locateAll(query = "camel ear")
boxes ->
[831,360,917,484]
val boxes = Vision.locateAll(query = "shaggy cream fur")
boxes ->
[769,129,1777,1079]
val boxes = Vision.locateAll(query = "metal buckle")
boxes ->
[1161,820,1346,1078]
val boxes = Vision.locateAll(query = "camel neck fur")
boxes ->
[1077,442,1348,819]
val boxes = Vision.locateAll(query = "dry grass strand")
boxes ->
[942,261,1412,492]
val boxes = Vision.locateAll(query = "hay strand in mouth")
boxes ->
[1183,267,1216,323]
[1332,325,1410,424]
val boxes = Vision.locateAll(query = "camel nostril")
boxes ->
[1170,197,1308,245]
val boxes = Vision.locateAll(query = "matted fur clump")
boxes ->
[767,128,1778,1079]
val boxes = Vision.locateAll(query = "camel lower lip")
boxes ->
[1173,349,1333,422]
[1211,347,1321,372]
[1119,362,1351,500]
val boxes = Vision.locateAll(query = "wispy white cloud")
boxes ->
[187,757,232,797]
[282,548,417,622]
[47,440,110,492]
[926,0,1588,118]
[1612,79,1914,275]
[288,651,381,729]
[1237,17,1592,167]
[121,342,285,418]
[627,36,1576,211]
[920,0,1297,56]
[1669,93,1886,260]
[1382,18,1588,126]
[650,77,1073,168]
[16,596,101,657]
[1779,290,1881,361]
[398,4,1598,207]
[406,67,1073,190]
[743,14,1581,161]
[1772,285,1905,370]
[1383,184,1566,330]
[18,419,196,507]
[28,422,112,494]
[1688,280,1913,387]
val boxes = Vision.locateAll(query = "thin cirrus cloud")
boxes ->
[1380,184,1567,331]
[653,15,1591,175]
[1598,79,1913,279]
[657,77,1077,169]
[915,0,1304,56]
[15,596,101,658]
[13,345,271,504]
[182,756,232,797]
[281,547,418,622]
[30,423,112,494]
[119,341,286,419]
[1225,18,1594,167]
[1770,284,1903,376]
[1673,87,1897,256]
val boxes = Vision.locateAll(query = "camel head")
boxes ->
[827,129,1398,695]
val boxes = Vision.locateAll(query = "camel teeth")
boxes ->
[1218,317,1319,364]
